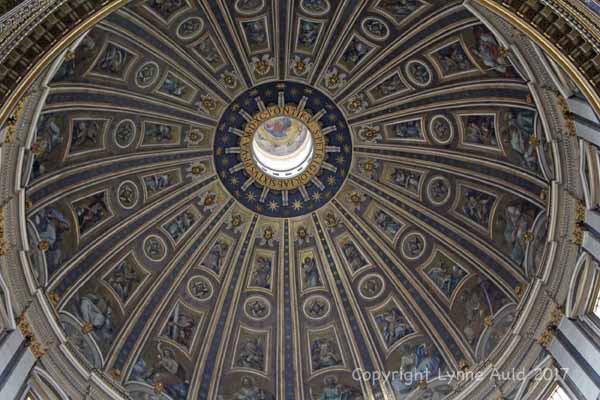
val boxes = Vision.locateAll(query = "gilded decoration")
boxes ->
[17,312,46,359]
[0,0,595,399]
[538,306,564,348]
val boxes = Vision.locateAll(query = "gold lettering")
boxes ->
[234,104,334,190]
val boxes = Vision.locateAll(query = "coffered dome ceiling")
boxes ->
[17,0,571,399]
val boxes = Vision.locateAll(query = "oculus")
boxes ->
[427,176,452,206]
[135,62,159,88]
[405,60,433,87]
[429,115,454,144]
[359,274,386,300]
[235,0,266,15]
[117,180,139,210]
[215,81,352,217]
[244,295,271,320]
[401,231,427,260]
[143,235,167,262]
[240,106,325,189]
[362,17,390,41]
[113,119,136,148]
[252,116,315,180]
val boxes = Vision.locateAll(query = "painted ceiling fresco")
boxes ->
[22,0,555,399]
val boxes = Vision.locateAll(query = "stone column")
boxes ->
[548,317,600,400]
[0,271,38,400]
[584,209,600,263]
[569,95,600,148]
[0,328,36,399]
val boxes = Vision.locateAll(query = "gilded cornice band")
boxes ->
[0,0,129,127]
[474,0,600,113]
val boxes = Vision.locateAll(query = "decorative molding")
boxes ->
[0,207,5,256]
[0,0,129,127]
[538,0,600,51]
[474,0,600,115]
[0,0,67,59]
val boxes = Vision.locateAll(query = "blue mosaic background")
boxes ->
[214,81,352,218]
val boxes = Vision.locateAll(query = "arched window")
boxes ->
[20,367,69,400]
[589,261,600,322]
[594,288,600,318]
[0,272,15,338]
[547,384,575,400]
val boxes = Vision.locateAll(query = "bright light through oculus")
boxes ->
[251,116,315,179]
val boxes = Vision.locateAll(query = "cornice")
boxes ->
[0,0,129,126]
[0,1,66,49]
[539,0,600,50]
[474,0,600,114]
[0,1,598,120]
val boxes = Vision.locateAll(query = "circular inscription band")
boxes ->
[214,81,352,218]
[240,105,326,191]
